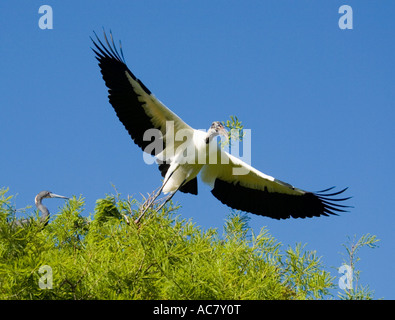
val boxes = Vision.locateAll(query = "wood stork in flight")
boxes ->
[91,31,351,221]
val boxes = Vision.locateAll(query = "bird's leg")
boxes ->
[145,184,165,209]
[135,168,177,224]
[154,190,177,213]
[135,189,163,224]
[140,186,161,210]
[154,178,187,213]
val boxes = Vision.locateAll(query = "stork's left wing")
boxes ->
[200,151,351,219]
[92,31,199,195]
[91,31,193,157]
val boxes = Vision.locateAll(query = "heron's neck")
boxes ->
[36,203,50,224]
[34,194,40,206]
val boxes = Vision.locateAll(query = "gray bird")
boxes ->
[12,191,69,227]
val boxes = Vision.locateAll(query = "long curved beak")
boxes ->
[219,127,229,140]
[49,193,69,200]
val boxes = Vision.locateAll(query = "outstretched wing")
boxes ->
[200,151,351,219]
[92,31,198,195]
[91,31,193,157]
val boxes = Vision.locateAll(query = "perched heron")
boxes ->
[12,191,69,227]
[92,31,351,221]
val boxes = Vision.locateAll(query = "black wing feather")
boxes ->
[93,31,198,195]
[211,179,351,220]
[91,31,160,154]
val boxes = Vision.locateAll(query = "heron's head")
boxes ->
[35,191,69,206]
[206,121,228,144]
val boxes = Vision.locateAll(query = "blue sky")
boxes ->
[1,1,394,299]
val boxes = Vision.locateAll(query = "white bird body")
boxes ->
[162,129,214,194]
[92,31,351,220]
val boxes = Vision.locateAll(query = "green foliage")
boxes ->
[221,115,245,148]
[280,243,335,299]
[0,188,377,300]
[337,233,380,300]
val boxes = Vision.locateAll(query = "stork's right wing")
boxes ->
[91,31,193,156]
[201,150,351,220]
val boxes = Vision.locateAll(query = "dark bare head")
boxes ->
[206,121,228,144]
